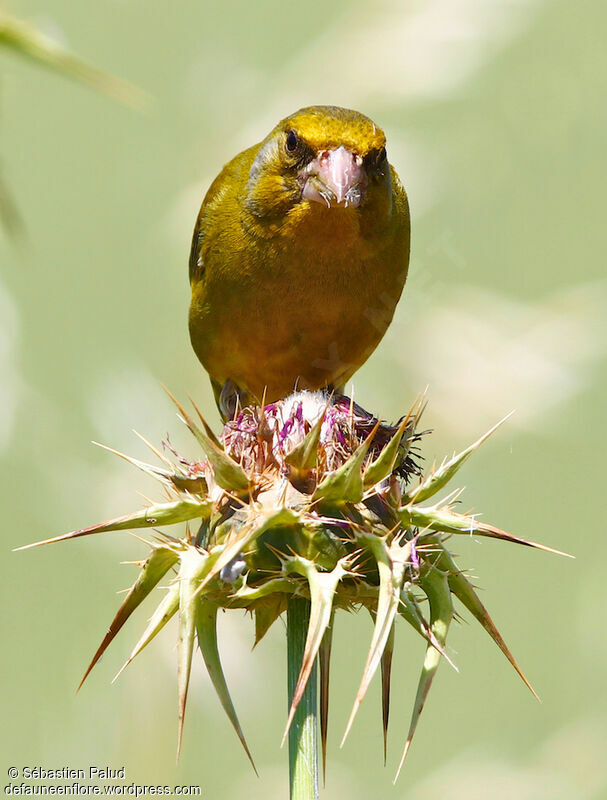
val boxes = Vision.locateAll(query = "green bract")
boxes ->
[18,390,568,782]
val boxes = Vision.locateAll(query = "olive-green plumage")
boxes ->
[188,105,410,414]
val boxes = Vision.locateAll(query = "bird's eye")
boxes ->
[285,129,299,153]
[365,146,387,171]
[365,146,387,174]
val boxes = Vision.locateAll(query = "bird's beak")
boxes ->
[300,146,365,208]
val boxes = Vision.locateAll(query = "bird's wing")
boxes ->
[188,145,259,285]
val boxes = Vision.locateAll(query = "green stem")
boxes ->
[287,598,319,800]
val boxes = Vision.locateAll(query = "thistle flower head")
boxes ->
[18,390,569,782]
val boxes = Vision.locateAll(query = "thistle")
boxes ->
[17,390,568,795]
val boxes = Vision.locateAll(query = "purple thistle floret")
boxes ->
[220,390,423,482]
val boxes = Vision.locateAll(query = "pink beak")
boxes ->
[300,146,365,208]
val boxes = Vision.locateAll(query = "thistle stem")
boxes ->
[287,598,319,800]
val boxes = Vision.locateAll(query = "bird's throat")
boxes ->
[284,200,361,253]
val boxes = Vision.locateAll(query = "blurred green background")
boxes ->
[1,0,606,797]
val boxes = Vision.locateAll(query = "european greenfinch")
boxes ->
[188,105,410,417]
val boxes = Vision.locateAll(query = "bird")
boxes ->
[188,105,410,418]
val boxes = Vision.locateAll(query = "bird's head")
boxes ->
[245,106,393,229]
